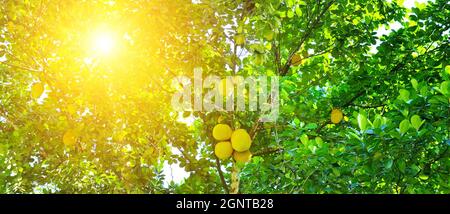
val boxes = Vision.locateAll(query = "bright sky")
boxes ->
[403,0,434,8]
[162,147,190,187]
[369,0,433,54]
[162,0,434,186]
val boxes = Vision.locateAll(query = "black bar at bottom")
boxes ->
[0,194,448,212]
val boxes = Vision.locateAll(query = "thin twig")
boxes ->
[280,0,335,75]
[253,147,283,157]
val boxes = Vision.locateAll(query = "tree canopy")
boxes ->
[0,0,449,193]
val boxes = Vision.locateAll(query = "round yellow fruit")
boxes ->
[212,124,232,141]
[63,129,77,146]
[31,82,44,98]
[231,129,252,152]
[214,141,233,160]
[233,150,252,163]
[291,54,302,66]
[331,108,343,124]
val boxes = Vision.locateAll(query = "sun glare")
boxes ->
[91,32,115,55]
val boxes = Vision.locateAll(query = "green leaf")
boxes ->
[398,160,406,173]
[332,168,340,176]
[398,89,410,102]
[410,115,423,131]
[410,164,421,175]
[315,136,323,145]
[295,6,302,16]
[308,144,317,154]
[300,134,309,145]
[419,85,428,96]
[287,10,294,18]
[235,34,245,45]
[263,28,274,41]
[440,81,450,95]
[429,95,449,104]
[372,115,382,129]
[286,0,293,7]
[411,78,418,91]
[399,119,410,134]
[401,109,409,117]
[348,131,362,141]
[357,114,368,131]
[385,159,393,169]
[419,174,429,180]
[305,123,318,130]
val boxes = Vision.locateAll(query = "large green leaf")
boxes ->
[357,114,368,131]
[410,115,424,131]
[398,89,410,102]
[300,134,309,145]
[399,119,410,134]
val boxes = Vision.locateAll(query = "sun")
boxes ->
[91,32,116,55]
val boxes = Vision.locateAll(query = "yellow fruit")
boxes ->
[331,108,343,124]
[233,150,252,163]
[63,129,77,146]
[291,53,302,66]
[31,83,44,98]
[212,124,232,141]
[231,129,252,152]
[344,116,349,122]
[214,141,233,160]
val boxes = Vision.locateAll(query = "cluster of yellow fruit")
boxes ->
[213,124,252,163]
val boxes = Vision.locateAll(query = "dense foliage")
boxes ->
[1,0,449,193]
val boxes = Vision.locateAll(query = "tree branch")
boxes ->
[253,147,283,157]
[1,62,40,72]
[316,121,331,133]
[342,90,365,108]
[348,103,386,109]
[215,157,229,194]
[280,0,335,75]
